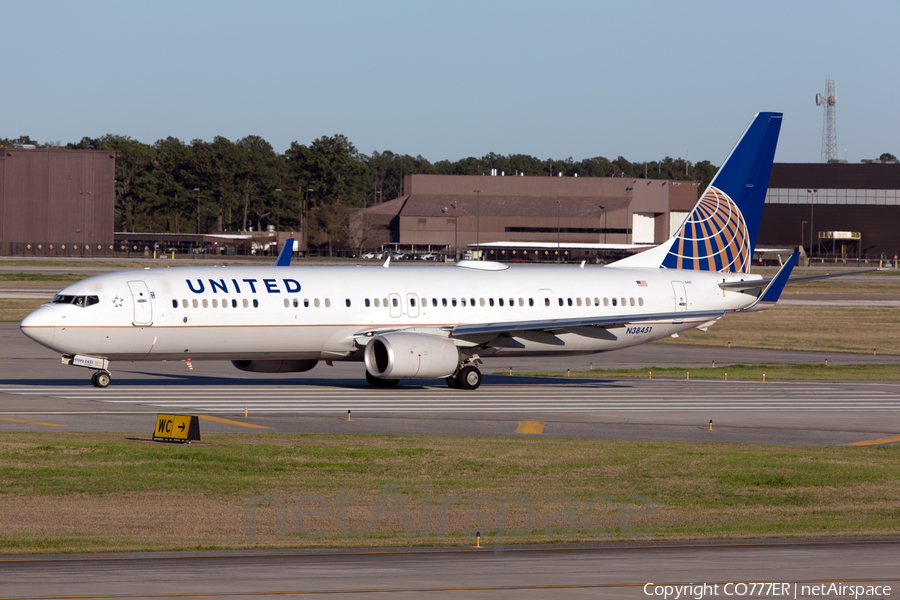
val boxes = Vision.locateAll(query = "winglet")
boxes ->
[741,251,798,312]
[276,239,295,267]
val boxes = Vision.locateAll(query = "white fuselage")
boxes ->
[21,262,759,364]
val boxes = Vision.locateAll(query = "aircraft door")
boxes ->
[407,293,419,318]
[671,281,687,312]
[389,293,402,318]
[127,280,153,326]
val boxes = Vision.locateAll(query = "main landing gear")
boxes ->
[91,370,111,388]
[446,365,482,390]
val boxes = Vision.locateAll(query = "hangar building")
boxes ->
[761,162,900,260]
[351,174,700,260]
[0,147,116,256]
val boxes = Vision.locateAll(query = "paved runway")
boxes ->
[2,540,898,599]
[1,322,898,446]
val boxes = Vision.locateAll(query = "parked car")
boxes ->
[362,251,383,259]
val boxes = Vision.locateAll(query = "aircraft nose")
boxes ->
[20,304,56,347]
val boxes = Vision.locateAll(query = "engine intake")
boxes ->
[231,359,318,373]
[364,333,460,379]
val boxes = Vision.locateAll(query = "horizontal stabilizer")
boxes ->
[719,266,882,292]
[739,252,797,311]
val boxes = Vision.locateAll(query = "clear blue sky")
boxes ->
[3,0,897,166]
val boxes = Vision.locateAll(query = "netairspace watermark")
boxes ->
[244,482,655,548]
[643,582,891,599]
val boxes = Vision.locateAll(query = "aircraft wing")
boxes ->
[448,308,726,339]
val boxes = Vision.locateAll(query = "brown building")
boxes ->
[761,162,900,260]
[351,174,699,258]
[0,147,116,256]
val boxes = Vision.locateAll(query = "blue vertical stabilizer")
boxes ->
[610,112,782,273]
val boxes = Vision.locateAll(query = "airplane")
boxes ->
[19,112,855,390]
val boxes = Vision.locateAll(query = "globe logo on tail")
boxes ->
[663,186,751,273]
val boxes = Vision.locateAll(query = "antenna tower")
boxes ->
[816,78,837,162]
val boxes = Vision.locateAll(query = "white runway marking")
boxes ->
[2,381,898,413]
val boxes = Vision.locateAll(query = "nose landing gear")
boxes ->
[91,371,111,388]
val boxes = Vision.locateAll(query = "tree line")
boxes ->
[1,133,723,251]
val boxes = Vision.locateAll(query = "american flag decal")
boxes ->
[636,280,648,287]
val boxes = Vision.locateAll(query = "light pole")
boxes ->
[473,189,482,258]
[556,200,561,263]
[807,189,817,259]
[801,220,808,252]
[304,188,313,252]
[194,188,201,234]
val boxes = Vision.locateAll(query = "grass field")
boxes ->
[0,433,898,554]
[658,305,900,355]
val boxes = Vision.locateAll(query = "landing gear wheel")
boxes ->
[365,370,399,388]
[92,371,111,388]
[446,376,459,389]
[456,365,482,390]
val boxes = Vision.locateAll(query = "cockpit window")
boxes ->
[52,294,99,307]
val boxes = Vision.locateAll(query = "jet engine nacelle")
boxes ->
[231,359,318,373]
[364,333,460,379]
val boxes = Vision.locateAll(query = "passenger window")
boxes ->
[242,299,249,308]
[182,299,188,308]
[442,298,447,307]
[545,298,550,307]
[585,297,590,306]
[452,298,457,307]
[346,299,351,307]
[325,299,331,308]
[518,298,524,306]
[392,298,398,307]
[576,298,582,307]
[365,298,371,307]
[212,299,218,308]
[192,299,199,308]
[621,297,626,307]
[558,298,563,306]
[253,299,259,308]
[612,298,617,306]
[470,298,476,306]
[489,298,495,307]
[497,298,503,307]
[374,298,380,307]
[202,299,208,308]
[509,298,514,307]
[638,297,644,307]
[293,299,299,308]
[410,298,416,307]
[461,298,467,307]
[604,298,609,306]
[594,298,600,306]
[172,300,178,308]
[314,299,320,308]
[567,298,573,306]
[528,298,534,307]
[479,298,485,307]
[232,299,237,308]
[432,298,438,307]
